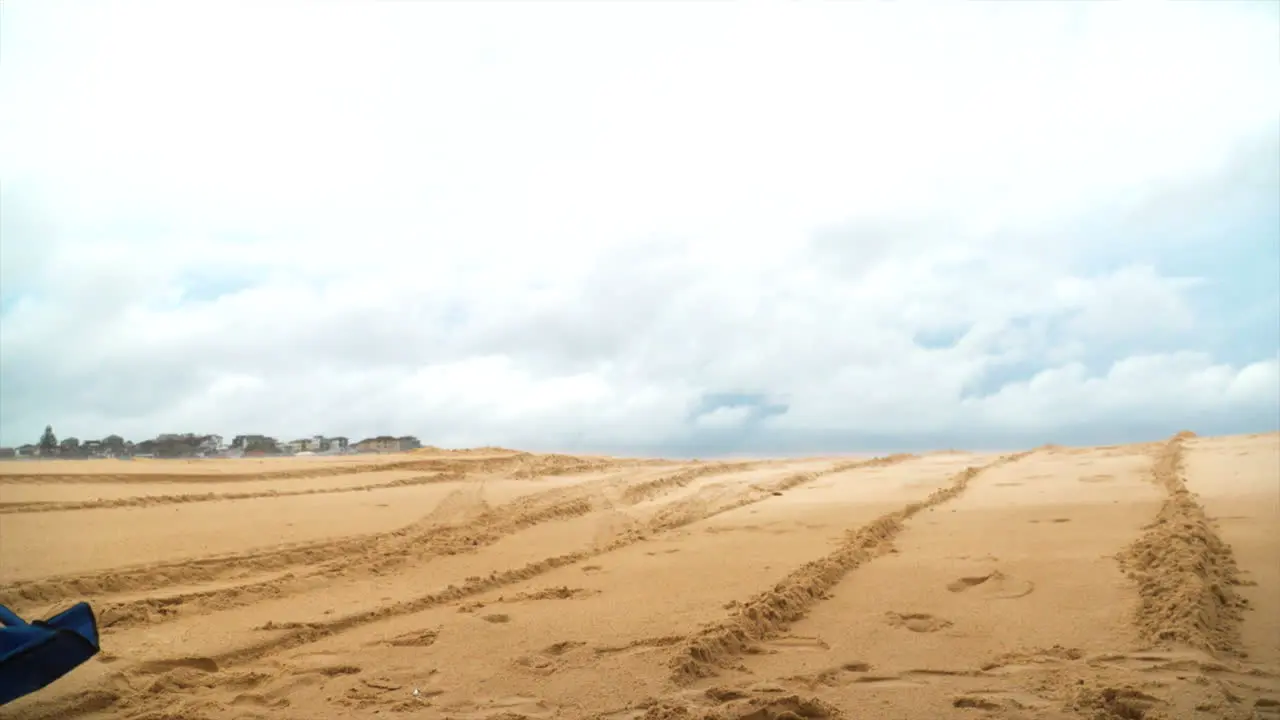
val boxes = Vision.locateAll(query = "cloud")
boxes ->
[1,0,1277,453]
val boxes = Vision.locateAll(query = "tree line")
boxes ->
[3,426,286,459]
[0,427,423,459]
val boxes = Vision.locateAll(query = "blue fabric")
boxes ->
[0,602,100,706]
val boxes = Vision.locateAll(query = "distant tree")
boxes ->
[135,439,157,455]
[154,433,201,458]
[231,435,252,450]
[103,435,127,455]
[60,437,81,456]
[38,426,58,456]
[243,436,279,454]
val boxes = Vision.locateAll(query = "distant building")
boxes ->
[0,447,15,459]
[232,435,279,454]
[284,436,342,454]
[353,436,402,453]
[198,435,224,455]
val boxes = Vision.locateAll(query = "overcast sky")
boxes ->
[1,1,1277,455]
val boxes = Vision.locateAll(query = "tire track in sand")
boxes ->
[3,463,754,627]
[0,451,631,485]
[12,456,918,720]
[1117,430,1250,656]
[668,450,1035,683]
[212,456,915,667]
[0,457,465,484]
[619,462,762,504]
[89,495,597,631]
[94,461,869,631]
[0,479,583,611]
[0,471,458,515]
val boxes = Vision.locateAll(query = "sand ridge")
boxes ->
[1117,431,1250,656]
[0,438,1277,720]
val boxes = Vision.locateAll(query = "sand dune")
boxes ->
[0,433,1276,719]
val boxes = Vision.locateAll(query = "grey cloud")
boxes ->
[691,392,789,424]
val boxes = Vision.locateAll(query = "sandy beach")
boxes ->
[0,432,1277,720]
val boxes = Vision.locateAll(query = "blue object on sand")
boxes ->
[0,602,101,705]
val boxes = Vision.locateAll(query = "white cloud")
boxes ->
[964,354,1280,434]
[1,0,1277,451]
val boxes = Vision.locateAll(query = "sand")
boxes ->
[0,433,1276,720]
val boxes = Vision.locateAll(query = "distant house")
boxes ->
[352,436,421,453]
[0,447,15,459]
[233,435,279,454]
[284,436,341,454]
[353,436,403,453]
[233,434,269,449]
[82,440,106,458]
[198,435,224,456]
[16,445,36,458]
[322,436,349,454]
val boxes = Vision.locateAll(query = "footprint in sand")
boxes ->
[512,654,558,675]
[851,674,928,688]
[953,693,1053,711]
[945,570,1035,599]
[384,628,439,647]
[593,635,683,656]
[758,635,831,653]
[1254,698,1280,719]
[543,640,586,656]
[231,692,289,709]
[481,613,511,624]
[442,694,552,718]
[700,690,843,719]
[785,661,875,689]
[885,612,952,633]
[134,656,220,674]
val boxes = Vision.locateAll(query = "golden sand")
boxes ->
[1,433,1276,719]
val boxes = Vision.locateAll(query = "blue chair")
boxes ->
[0,602,101,706]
